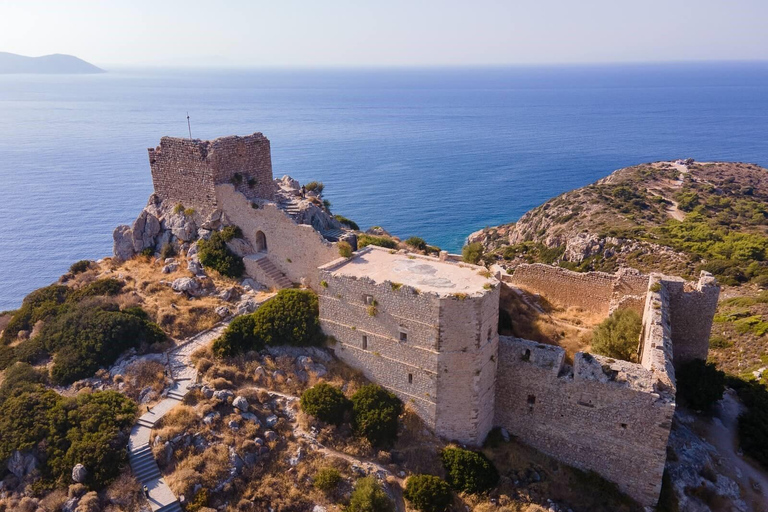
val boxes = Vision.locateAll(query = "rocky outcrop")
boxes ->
[7,451,38,481]
[71,464,87,483]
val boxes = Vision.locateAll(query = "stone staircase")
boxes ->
[246,254,293,289]
[277,196,302,218]
[320,228,345,242]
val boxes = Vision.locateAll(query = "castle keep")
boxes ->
[117,132,721,507]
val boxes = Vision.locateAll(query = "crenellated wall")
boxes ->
[148,133,275,217]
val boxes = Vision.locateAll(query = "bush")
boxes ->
[462,243,484,265]
[314,466,342,492]
[212,289,322,356]
[1,284,70,343]
[198,229,245,278]
[405,237,427,251]
[69,260,92,274]
[440,446,499,494]
[676,359,725,412]
[347,476,393,512]
[590,309,642,362]
[334,215,359,231]
[301,383,349,425]
[0,362,47,401]
[305,181,325,195]
[0,389,136,489]
[42,303,165,385]
[351,384,403,447]
[404,474,452,512]
[339,241,353,258]
[358,235,398,250]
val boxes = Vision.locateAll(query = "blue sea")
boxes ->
[1,62,768,310]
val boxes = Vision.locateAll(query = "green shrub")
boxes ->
[0,389,135,489]
[405,237,427,251]
[42,303,165,385]
[590,309,642,362]
[198,229,245,278]
[1,284,70,343]
[68,278,124,301]
[347,476,393,512]
[404,474,452,512]
[351,384,403,447]
[187,489,210,512]
[709,335,733,349]
[334,215,359,230]
[0,362,47,401]
[676,359,725,412]
[462,243,484,265]
[339,241,353,258]
[305,181,325,195]
[301,382,349,425]
[314,466,342,492]
[440,446,499,494]
[213,289,322,357]
[220,225,243,241]
[69,260,92,274]
[173,203,185,214]
[358,234,398,250]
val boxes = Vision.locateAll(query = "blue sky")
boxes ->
[1,0,767,67]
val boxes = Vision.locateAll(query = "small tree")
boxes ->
[590,309,642,362]
[462,243,484,265]
[676,359,725,412]
[198,229,245,278]
[69,260,92,274]
[440,446,499,494]
[404,474,452,512]
[314,466,342,492]
[348,476,394,512]
[351,384,403,447]
[300,382,350,425]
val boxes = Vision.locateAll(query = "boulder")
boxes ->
[264,430,278,442]
[564,233,603,263]
[265,415,279,428]
[219,286,238,302]
[172,277,199,294]
[203,412,220,425]
[188,260,205,276]
[201,386,214,399]
[132,210,162,252]
[215,306,231,318]
[161,263,179,274]
[112,225,135,260]
[71,464,87,483]
[226,238,253,258]
[241,412,260,426]
[366,226,391,237]
[253,437,264,446]
[228,419,240,431]
[236,298,258,315]
[213,389,234,401]
[233,396,249,412]
[164,212,197,242]
[201,210,223,230]
[8,451,38,480]
[281,175,300,190]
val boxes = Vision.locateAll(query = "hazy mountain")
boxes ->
[0,52,104,74]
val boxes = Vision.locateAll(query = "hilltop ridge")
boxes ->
[0,52,104,74]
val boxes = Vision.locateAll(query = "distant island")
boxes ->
[0,52,104,74]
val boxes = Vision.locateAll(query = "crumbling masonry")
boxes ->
[120,132,720,508]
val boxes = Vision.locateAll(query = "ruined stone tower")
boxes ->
[147,133,275,217]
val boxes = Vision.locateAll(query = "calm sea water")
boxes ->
[1,63,768,310]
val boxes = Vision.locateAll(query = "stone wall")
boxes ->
[216,184,339,290]
[664,272,720,367]
[435,289,499,444]
[318,268,443,425]
[504,264,649,317]
[495,336,675,507]
[148,133,275,217]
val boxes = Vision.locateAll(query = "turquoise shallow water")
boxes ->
[1,63,768,310]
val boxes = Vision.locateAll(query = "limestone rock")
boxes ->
[219,286,238,302]
[172,277,199,294]
[264,430,278,442]
[215,306,231,318]
[213,389,234,401]
[131,210,162,252]
[265,415,279,428]
[366,226,391,237]
[233,396,249,411]
[201,210,223,230]
[564,233,603,263]
[203,412,220,425]
[164,212,197,242]
[236,298,258,315]
[112,225,135,260]
[188,259,205,276]
[241,412,260,426]
[71,464,87,483]
[161,262,179,274]
[8,450,38,480]
[228,419,240,431]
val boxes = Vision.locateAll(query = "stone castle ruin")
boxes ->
[115,132,720,507]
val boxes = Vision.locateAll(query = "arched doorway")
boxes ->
[255,231,267,253]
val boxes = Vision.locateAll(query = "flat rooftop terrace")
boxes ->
[322,246,494,296]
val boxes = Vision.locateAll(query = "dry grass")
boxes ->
[94,256,268,340]
[499,284,599,362]
[122,359,169,401]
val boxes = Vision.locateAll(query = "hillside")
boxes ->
[0,52,104,74]
[469,159,768,375]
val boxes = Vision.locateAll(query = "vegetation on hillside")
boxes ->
[198,225,245,278]
[404,474,453,512]
[351,384,403,447]
[300,382,350,425]
[212,289,323,356]
[0,279,165,383]
[441,446,499,494]
[675,359,725,412]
